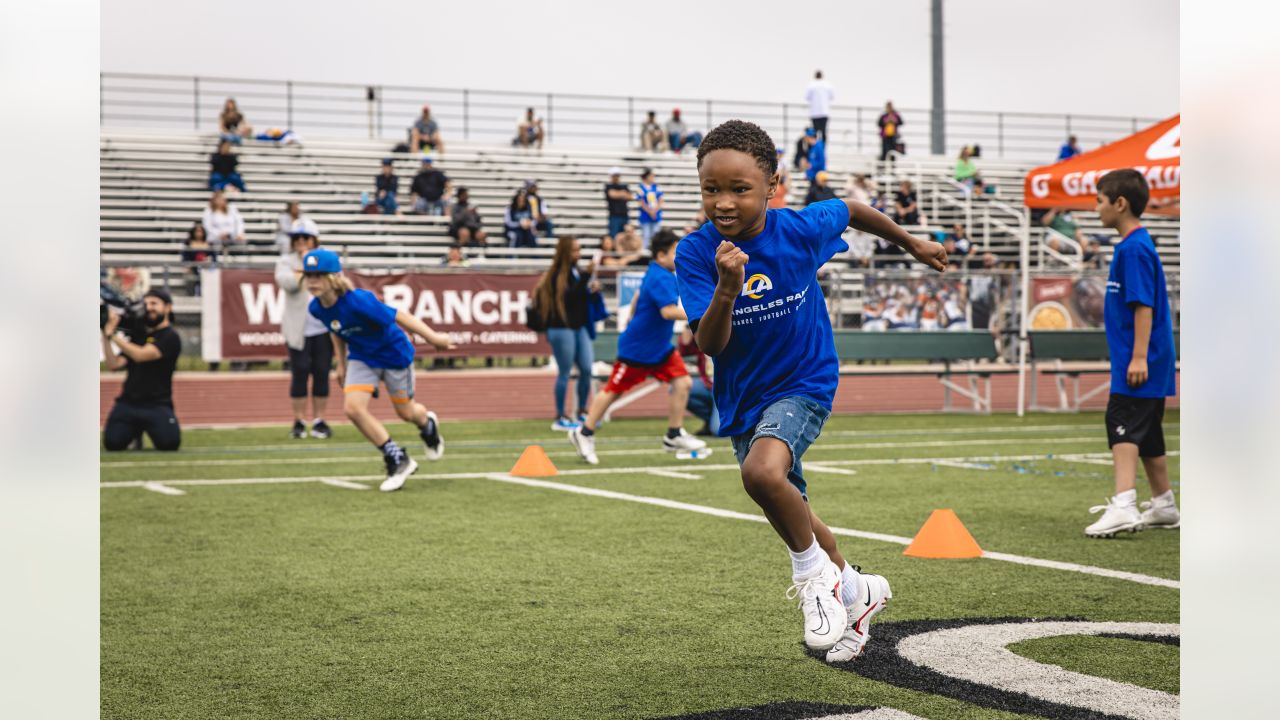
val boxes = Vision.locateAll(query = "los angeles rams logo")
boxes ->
[306,255,318,267]
[329,319,341,331]
[741,273,773,299]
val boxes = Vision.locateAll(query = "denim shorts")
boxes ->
[730,395,831,499]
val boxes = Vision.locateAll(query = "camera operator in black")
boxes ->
[101,288,182,451]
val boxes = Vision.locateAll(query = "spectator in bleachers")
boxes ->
[800,128,826,181]
[524,179,555,237]
[598,233,644,268]
[616,223,647,266]
[275,202,305,254]
[948,223,973,262]
[274,219,333,440]
[954,145,985,196]
[804,171,837,206]
[201,191,245,253]
[515,107,545,149]
[665,109,703,153]
[410,156,449,215]
[893,179,921,226]
[372,158,400,215]
[1082,238,1105,269]
[604,167,631,238]
[805,70,834,142]
[181,222,217,296]
[208,140,246,193]
[533,235,599,430]
[409,105,445,154]
[1041,206,1087,250]
[640,111,666,152]
[1058,135,1080,161]
[768,148,790,209]
[878,100,904,162]
[635,168,664,248]
[844,173,871,203]
[441,245,470,268]
[447,187,488,248]
[504,188,538,249]
[219,98,253,141]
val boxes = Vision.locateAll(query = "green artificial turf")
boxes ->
[1009,635,1180,695]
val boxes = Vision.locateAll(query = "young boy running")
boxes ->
[675,120,945,661]
[1084,169,1180,537]
[569,229,707,464]
[302,249,451,492]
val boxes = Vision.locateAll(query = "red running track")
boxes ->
[100,369,1179,428]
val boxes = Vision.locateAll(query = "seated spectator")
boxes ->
[1058,135,1080,160]
[515,107,545,148]
[208,140,245,193]
[804,171,837,205]
[769,147,790,209]
[802,127,826,181]
[665,109,703,153]
[180,222,217,295]
[954,145,985,195]
[792,130,809,171]
[409,105,445,154]
[371,158,400,215]
[410,156,449,215]
[1041,207,1087,250]
[948,223,973,258]
[447,187,488,248]
[524,179,554,237]
[1082,238,1105,269]
[604,167,631,238]
[441,245,470,268]
[275,202,304,254]
[201,191,245,253]
[597,233,643,268]
[503,189,538,249]
[893,179,921,225]
[219,98,253,141]
[615,223,647,266]
[640,111,665,152]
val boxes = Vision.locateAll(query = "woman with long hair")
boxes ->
[534,235,598,431]
[503,189,538,249]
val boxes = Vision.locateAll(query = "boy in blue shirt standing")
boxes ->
[675,120,945,661]
[1084,170,1180,537]
[569,230,708,464]
[635,168,664,249]
[302,249,453,492]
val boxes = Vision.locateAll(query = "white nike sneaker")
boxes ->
[379,454,418,492]
[1139,499,1180,529]
[662,428,707,453]
[826,571,892,662]
[786,561,845,651]
[569,426,598,465]
[1085,498,1143,538]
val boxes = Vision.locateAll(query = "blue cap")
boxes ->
[302,248,341,273]
[805,128,816,137]
[381,158,394,166]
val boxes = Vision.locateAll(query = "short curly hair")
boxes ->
[696,120,778,179]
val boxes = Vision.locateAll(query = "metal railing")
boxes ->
[101,72,1160,162]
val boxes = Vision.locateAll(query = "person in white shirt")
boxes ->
[274,219,334,439]
[805,70,835,142]
[201,191,245,255]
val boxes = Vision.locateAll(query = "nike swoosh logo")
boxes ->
[863,581,873,607]
[811,600,830,636]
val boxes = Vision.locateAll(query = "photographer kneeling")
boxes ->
[101,288,182,451]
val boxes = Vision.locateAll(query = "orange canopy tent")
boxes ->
[1023,114,1180,215]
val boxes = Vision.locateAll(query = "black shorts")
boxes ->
[1105,394,1166,457]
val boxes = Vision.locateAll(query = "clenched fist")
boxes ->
[906,236,948,272]
[715,240,749,292]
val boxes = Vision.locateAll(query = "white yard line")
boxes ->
[646,469,703,480]
[930,460,997,471]
[320,479,371,491]
[141,482,185,496]
[804,463,860,476]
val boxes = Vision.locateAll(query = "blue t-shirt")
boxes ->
[1104,227,1176,397]
[636,182,664,225]
[805,139,827,181]
[1058,143,1079,161]
[617,262,679,365]
[675,198,850,436]
[309,288,415,369]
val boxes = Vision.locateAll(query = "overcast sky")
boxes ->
[102,0,1178,119]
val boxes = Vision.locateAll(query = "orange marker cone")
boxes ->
[510,445,558,477]
[903,509,983,558]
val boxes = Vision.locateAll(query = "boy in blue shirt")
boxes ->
[1084,170,1180,537]
[569,230,708,464]
[302,249,453,492]
[675,120,945,662]
[635,169,664,249]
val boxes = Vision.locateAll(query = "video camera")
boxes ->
[100,282,147,335]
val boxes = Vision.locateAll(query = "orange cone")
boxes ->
[903,509,983,558]
[510,445,558,477]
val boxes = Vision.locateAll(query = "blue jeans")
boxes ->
[640,221,661,248]
[378,192,398,215]
[669,132,703,151]
[730,395,830,499]
[546,326,593,418]
[209,172,245,192]
[607,215,628,238]
[415,197,445,215]
[686,381,720,434]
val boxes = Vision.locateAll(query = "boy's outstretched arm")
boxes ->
[693,241,748,356]
[845,199,947,272]
[394,309,456,350]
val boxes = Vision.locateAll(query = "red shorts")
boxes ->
[602,351,688,395]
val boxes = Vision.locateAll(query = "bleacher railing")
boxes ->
[101,72,1158,163]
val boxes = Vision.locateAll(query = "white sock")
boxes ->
[841,563,864,608]
[1152,489,1175,507]
[789,537,828,580]
[1115,488,1138,506]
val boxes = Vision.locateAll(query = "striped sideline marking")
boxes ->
[321,478,371,491]
[142,482,185,496]
[100,454,1179,590]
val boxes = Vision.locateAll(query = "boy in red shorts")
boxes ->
[570,229,707,464]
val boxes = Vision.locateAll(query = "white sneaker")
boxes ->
[1140,499,1180,529]
[662,428,708,453]
[785,561,845,651]
[550,417,580,432]
[826,571,892,662]
[380,455,418,492]
[1085,498,1143,537]
[569,426,598,465]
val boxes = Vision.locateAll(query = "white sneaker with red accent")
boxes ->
[786,561,845,651]
[825,571,892,662]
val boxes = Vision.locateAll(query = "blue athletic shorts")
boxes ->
[730,395,831,499]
